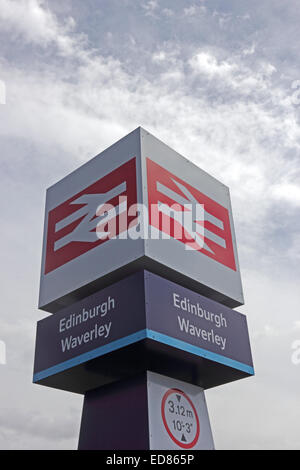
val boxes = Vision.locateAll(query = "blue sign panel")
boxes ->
[144,272,253,375]
[33,271,253,393]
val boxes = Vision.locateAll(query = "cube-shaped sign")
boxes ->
[39,127,243,312]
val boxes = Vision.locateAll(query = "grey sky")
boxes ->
[0,0,299,449]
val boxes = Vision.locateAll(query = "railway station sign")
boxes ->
[34,128,254,450]
[33,271,253,394]
[39,127,244,313]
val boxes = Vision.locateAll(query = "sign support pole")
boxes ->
[78,372,150,450]
[78,371,215,450]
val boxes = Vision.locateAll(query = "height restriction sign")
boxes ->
[161,388,200,449]
[147,372,214,450]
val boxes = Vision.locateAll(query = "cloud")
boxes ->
[272,182,300,207]
[189,51,237,78]
[183,5,206,17]
[0,0,300,449]
[0,0,80,56]
[243,43,256,56]
[207,269,300,449]
[142,0,159,17]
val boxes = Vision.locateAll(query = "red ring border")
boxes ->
[161,388,200,449]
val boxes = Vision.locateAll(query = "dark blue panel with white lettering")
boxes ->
[33,270,253,393]
[33,272,146,378]
[144,272,253,374]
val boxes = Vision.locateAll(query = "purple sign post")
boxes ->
[33,128,254,450]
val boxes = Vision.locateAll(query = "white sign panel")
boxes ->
[39,127,243,312]
[147,372,214,450]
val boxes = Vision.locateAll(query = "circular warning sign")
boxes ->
[161,388,200,449]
